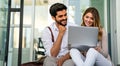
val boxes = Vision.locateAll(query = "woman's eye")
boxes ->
[85,16,89,18]
[91,18,94,20]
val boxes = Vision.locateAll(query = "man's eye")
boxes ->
[64,14,67,16]
[58,15,62,17]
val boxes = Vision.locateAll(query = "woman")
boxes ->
[70,7,113,66]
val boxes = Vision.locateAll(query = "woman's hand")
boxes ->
[81,51,87,57]
[95,46,101,52]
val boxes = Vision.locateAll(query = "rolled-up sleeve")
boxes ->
[41,28,53,56]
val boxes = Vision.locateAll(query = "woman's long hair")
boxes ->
[81,7,102,41]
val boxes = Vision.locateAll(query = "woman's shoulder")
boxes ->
[101,27,108,37]
[101,28,107,33]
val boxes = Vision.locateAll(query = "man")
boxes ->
[41,3,76,66]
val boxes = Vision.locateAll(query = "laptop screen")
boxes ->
[68,26,98,51]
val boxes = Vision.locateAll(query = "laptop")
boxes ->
[68,26,98,51]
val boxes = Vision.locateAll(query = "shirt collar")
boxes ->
[53,22,59,31]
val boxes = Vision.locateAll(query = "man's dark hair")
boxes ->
[49,3,67,17]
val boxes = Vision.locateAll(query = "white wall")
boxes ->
[116,0,120,64]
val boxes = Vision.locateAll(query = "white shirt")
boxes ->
[41,22,77,58]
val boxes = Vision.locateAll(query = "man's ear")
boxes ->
[52,16,55,20]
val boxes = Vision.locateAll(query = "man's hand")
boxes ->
[58,25,66,35]
[56,53,71,66]
[57,56,65,66]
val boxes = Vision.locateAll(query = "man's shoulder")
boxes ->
[42,23,55,32]
[43,22,54,29]
[48,22,56,28]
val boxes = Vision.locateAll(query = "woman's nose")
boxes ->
[87,18,91,21]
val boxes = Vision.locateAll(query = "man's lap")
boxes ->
[43,56,74,66]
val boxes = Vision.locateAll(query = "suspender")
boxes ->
[48,27,54,42]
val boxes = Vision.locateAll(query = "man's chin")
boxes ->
[61,22,67,26]
[63,24,67,26]
[56,21,67,26]
[60,23,67,26]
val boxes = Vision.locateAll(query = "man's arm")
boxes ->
[51,25,66,57]
[50,33,64,57]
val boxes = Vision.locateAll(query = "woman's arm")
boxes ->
[96,28,109,58]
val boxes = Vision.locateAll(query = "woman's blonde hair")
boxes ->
[81,7,102,41]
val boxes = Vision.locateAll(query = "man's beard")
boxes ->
[56,19,67,26]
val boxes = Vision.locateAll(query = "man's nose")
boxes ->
[62,16,67,19]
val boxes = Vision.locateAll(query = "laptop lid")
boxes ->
[68,26,98,51]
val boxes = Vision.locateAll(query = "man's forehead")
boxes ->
[56,10,67,15]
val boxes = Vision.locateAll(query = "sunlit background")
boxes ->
[0,0,120,66]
